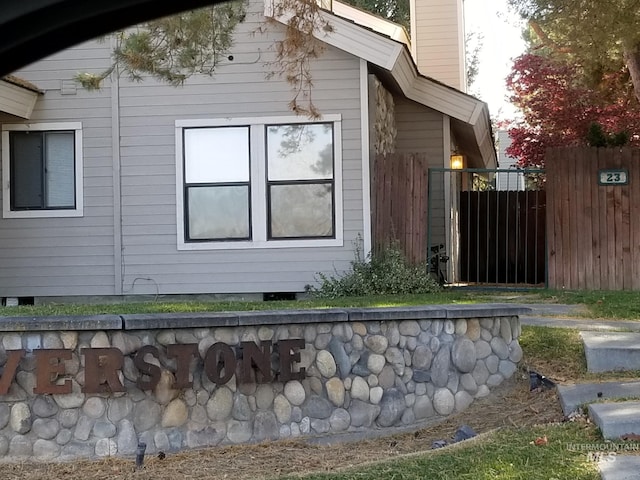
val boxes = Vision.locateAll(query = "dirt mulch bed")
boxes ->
[3,370,565,480]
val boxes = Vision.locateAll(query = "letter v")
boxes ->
[0,350,25,395]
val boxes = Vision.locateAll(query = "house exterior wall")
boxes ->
[393,97,447,248]
[497,130,524,191]
[0,0,365,298]
[0,41,116,297]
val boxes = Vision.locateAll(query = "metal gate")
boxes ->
[427,168,546,287]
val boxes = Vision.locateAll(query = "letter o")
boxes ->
[204,342,236,385]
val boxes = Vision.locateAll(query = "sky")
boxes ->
[463,0,527,121]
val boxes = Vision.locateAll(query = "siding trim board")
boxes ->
[111,61,123,295]
[359,59,372,257]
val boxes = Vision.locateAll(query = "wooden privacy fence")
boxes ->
[546,147,640,290]
[372,153,429,264]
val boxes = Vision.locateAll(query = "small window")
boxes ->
[2,123,84,218]
[266,123,335,239]
[10,131,76,210]
[183,126,251,241]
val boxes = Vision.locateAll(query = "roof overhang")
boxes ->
[265,0,497,168]
[0,75,42,119]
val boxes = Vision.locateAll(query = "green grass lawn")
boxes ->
[0,292,474,317]
[541,290,640,319]
[3,288,640,318]
[284,423,601,480]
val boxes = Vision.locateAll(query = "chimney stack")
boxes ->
[409,0,466,91]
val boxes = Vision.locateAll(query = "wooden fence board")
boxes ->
[608,150,620,290]
[546,149,558,287]
[621,148,632,290]
[561,151,572,288]
[588,147,601,290]
[576,147,587,289]
[546,146,640,290]
[632,149,640,289]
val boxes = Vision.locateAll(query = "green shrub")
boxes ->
[306,240,441,298]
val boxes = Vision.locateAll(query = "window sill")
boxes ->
[2,208,83,219]
[177,237,344,251]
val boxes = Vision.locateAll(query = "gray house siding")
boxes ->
[118,4,363,295]
[0,0,365,298]
[393,97,447,247]
[0,41,116,297]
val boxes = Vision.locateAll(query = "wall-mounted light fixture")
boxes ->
[450,153,464,170]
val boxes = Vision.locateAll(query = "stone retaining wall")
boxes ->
[0,304,528,461]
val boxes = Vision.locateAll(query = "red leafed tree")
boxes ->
[504,53,640,168]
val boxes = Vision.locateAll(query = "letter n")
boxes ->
[240,341,272,384]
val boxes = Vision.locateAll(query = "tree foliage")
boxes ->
[76,2,245,89]
[465,31,483,91]
[507,0,640,102]
[264,0,333,118]
[504,53,640,167]
[75,0,408,118]
[342,0,409,31]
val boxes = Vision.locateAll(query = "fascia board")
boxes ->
[0,80,39,119]
[265,0,402,71]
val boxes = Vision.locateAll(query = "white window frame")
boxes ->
[175,115,344,250]
[2,122,84,219]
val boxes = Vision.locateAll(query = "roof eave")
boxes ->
[264,0,497,168]
[0,77,41,119]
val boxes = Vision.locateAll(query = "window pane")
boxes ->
[267,124,333,181]
[270,184,333,238]
[187,186,249,240]
[10,131,43,209]
[184,127,249,183]
[45,132,75,208]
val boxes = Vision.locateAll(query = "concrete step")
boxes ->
[599,455,640,480]
[581,332,640,373]
[588,401,640,440]
[557,381,640,416]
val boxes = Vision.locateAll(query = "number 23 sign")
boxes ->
[598,169,629,185]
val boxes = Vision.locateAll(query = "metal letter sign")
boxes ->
[598,169,628,185]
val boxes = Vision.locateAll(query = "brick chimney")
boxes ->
[409,0,466,91]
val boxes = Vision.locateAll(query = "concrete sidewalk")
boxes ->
[516,303,640,331]
[513,303,640,480]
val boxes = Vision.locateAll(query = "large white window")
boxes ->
[176,116,343,250]
[2,122,84,218]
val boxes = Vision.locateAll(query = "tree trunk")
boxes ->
[623,44,640,103]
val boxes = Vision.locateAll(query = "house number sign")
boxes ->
[598,169,628,185]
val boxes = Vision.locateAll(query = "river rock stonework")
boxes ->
[0,305,528,461]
